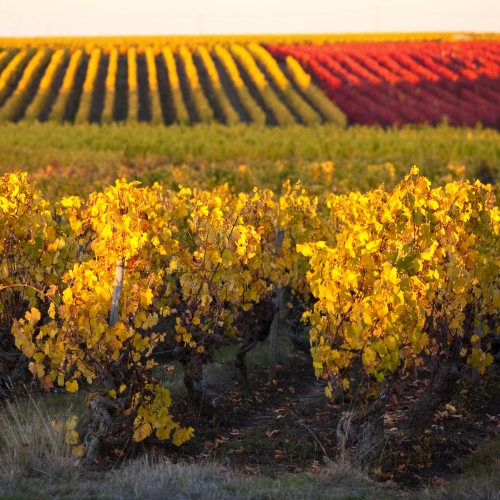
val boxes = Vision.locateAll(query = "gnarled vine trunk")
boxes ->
[407,316,466,434]
[0,290,31,397]
[286,292,311,355]
[80,394,125,465]
[181,355,206,405]
[337,374,398,468]
[407,356,460,434]
[234,292,276,384]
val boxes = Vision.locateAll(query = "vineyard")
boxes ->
[2,158,500,492]
[1,32,500,499]
[269,40,500,128]
[0,36,499,127]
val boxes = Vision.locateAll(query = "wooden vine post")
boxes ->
[109,259,124,327]
[268,228,284,383]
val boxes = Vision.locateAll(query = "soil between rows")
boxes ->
[91,338,500,492]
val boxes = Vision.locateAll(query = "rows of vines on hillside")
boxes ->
[1,39,498,127]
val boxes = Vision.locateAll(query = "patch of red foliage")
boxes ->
[267,41,500,128]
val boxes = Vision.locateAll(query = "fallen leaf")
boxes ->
[389,394,399,409]
[266,429,281,437]
[163,364,174,375]
[431,476,451,485]
[243,466,258,474]
[444,404,456,414]
[40,375,54,391]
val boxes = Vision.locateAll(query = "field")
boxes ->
[1,33,500,500]
[0,34,499,127]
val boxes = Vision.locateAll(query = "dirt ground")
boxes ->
[94,336,500,493]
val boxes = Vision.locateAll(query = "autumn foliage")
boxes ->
[299,167,499,390]
[1,168,499,464]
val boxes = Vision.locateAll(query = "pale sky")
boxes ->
[0,0,499,37]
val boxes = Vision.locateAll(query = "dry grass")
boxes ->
[0,393,87,487]
[1,391,499,499]
[0,453,380,500]
[0,394,380,499]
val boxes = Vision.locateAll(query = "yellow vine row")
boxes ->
[3,168,500,456]
[127,47,138,123]
[24,48,69,122]
[48,48,84,123]
[212,44,266,125]
[247,43,321,126]
[0,48,18,74]
[74,48,102,124]
[145,46,163,125]
[162,46,189,124]
[0,48,53,123]
[101,47,119,124]
[0,49,35,106]
[195,45,240,126]
[178,46,213,124]
[230,44,296,126]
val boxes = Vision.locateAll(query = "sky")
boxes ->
[0,0,499,37]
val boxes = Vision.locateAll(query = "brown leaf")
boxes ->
[163,364,174,375]
[243,466,258,474]
[389,394,399,409]
[215,436,229,444]
[40,375,54,391]
[435,410,448,420]
[266,429,281,437]
[315,411,330,418]
[431,476,451,485]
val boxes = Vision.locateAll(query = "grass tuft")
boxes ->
[0,393,86,487]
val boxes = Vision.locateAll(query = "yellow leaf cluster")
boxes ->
[5,168,500,449]
[298,168,500,390]
[132,384,193,444]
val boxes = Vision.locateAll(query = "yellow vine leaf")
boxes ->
[65,380,79,392]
